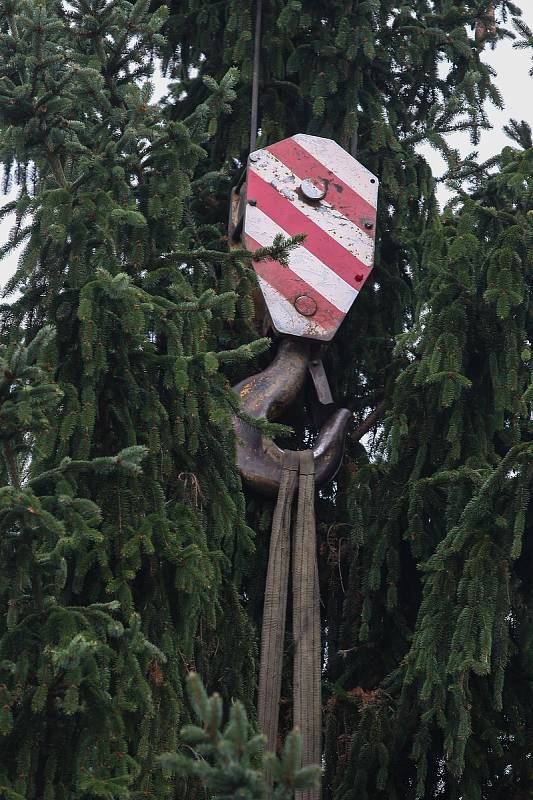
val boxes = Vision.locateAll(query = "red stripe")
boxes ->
[246,234,343,331]
[247,170,372,291]
[267,139,377,239]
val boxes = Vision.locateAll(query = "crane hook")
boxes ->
[232,338,351,496]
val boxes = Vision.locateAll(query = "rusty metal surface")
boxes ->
[232,338,351,496]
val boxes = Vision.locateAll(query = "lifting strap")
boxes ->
[258,451,298,753]
[293,451,321,800]
[258,450,321,800]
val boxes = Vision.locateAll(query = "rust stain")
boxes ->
[240,382,254,398]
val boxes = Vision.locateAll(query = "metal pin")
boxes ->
[300,177,328,202]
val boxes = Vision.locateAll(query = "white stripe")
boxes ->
[246,206,358,313]
[251,150,375,267]
[293,134,379,208]
[257,277,334,341]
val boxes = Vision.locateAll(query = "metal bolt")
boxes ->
[300,177,328,202]
[364,221,374,230]
[249,150,264,163]
[248,198,257,206]
[294,294,317,317]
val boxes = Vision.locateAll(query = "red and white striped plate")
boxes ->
[244,134,379,341]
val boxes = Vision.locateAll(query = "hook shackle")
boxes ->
[232,338,351,496]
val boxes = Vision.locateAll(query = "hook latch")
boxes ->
[308,358,334,406]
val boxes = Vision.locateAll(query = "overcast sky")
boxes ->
[1,5,532,293]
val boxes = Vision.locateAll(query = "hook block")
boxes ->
[238,134,380,342]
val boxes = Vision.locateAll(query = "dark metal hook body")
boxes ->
[232,338,351,496]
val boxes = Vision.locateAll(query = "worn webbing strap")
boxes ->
[293,450,321,800]
[258,450,299,753]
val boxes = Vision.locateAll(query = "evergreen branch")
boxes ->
[2,441,20,491]
[211,338,271,365]
[159,672,320,799]
[250,233,306,267]
[28,446,149,488]
[2,442,45,614]
[45,147,68,189]
[227,388,294,440]
[350,400,386,443]
[159,233,306,268]
[424,442,533,568]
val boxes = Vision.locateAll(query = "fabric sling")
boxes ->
[257,450,321,800]
[292,451,321,800]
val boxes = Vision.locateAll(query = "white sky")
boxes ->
[1,5,532,294]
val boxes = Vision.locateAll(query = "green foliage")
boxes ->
[0,0,265,796]
[153,0,532,797]
[331,138,532,799]
[0,330,160,799]
[159,672,321,800]
[0,0,531,799]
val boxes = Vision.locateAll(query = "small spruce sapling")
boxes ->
[159,672,321,800]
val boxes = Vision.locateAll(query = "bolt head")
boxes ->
[294,294,317,316]
[249,150,264,163]
[300,177,328,202]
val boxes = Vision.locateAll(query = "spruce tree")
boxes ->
[0,0,273,796]
[0,1,531,800]
[159,672,321,800]
[328,130,532,800]
[154,1,531,798]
